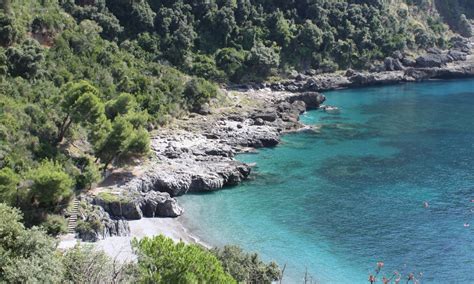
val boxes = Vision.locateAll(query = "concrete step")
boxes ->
[67,197,81,234]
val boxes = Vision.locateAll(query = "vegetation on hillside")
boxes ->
[60,0,453,81]
[433,0,473,37]
[0,0,470,281]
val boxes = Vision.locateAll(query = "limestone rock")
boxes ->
[415,54,449,68]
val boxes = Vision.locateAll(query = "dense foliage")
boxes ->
[212,245,282,283]
[59,0,453,81]
[133,235,236,283]
[433,0,473,37]
[0,0,221,226]
[0,0,463,281]
[0,203,63,283]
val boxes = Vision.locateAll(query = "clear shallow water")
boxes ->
[179,79,474,283]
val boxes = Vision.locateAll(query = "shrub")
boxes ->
[183,78,219,112]
[133,235,236,284]
[212,245,282,283]
[41,214,67,236]
[63,245,137,283]
[28,160,74,210]
[215,47,246,82]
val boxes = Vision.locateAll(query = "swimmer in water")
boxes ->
[394,272,402,284]
[369,275,376,284]
[423,201,429,208]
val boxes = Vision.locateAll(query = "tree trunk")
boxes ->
[56,114,72,144]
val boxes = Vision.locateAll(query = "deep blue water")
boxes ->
[179,79,474,283]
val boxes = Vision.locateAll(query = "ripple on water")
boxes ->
[180,79,474,283]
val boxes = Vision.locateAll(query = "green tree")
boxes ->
[106,0,155,35]
[57,80,105,143]
[290,20,323,69]
[63,245,137,283]
[95,116,149,170]
[0,203,64,283]
[212,245,282,284]
[133,235,236,284]
[215,47,246,82]
[187,53,225,81]
[6,39,44,79]
[183,78,219,112]
[0,167,19,205]
[76,156,101,190]
[246,43,280,78]
[105,92,137,120]
[458,14,472,37]
[268,10,293,47]
[28,160,74,209]
[0,12,19,46]
[0,0,11,14]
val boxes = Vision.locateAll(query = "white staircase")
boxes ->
[67,198,80,234]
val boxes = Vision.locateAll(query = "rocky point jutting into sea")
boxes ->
[76,35,474,242]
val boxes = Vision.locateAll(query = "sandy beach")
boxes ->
[95,217,206,262]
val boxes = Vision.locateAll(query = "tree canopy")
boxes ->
[133,235,236,283]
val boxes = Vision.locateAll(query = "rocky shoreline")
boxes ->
[76,89,326,241]
[77,36,474,242]
[248,36,474,93]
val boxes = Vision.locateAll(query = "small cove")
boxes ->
[178,79,474,283]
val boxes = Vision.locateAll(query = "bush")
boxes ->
[0,167,19,205]
[187,53,225,82]
[63,245,137,283]
[0,12,20,46]
[75,157,101,190]
[6,38,44,78]
[41,214,67,236]
[212,245,282,283]
[246,43,280,79]
[0,204,64,283]
[183,78,219,112]
[215,47,246,82]
[28,160,74,210]
[133,235,236,284]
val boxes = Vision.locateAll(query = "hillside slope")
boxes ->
[0,0,469,230]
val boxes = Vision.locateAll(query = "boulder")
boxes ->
[285,92,326,109]
[76,203,131,242]
[402,57,416,67]
[392,50,404,60]
[384,57,395,71]
[427,47,442,54]
[252,111,278,122]
[415,54,449,68]
[393,59,405,71]
[345,69,356,77]
[253,118,265,125]
[141,191,183,218]
[448,50,467,62]
[94,194,142,220]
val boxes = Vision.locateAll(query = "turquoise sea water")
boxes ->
[179,79,474,283]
